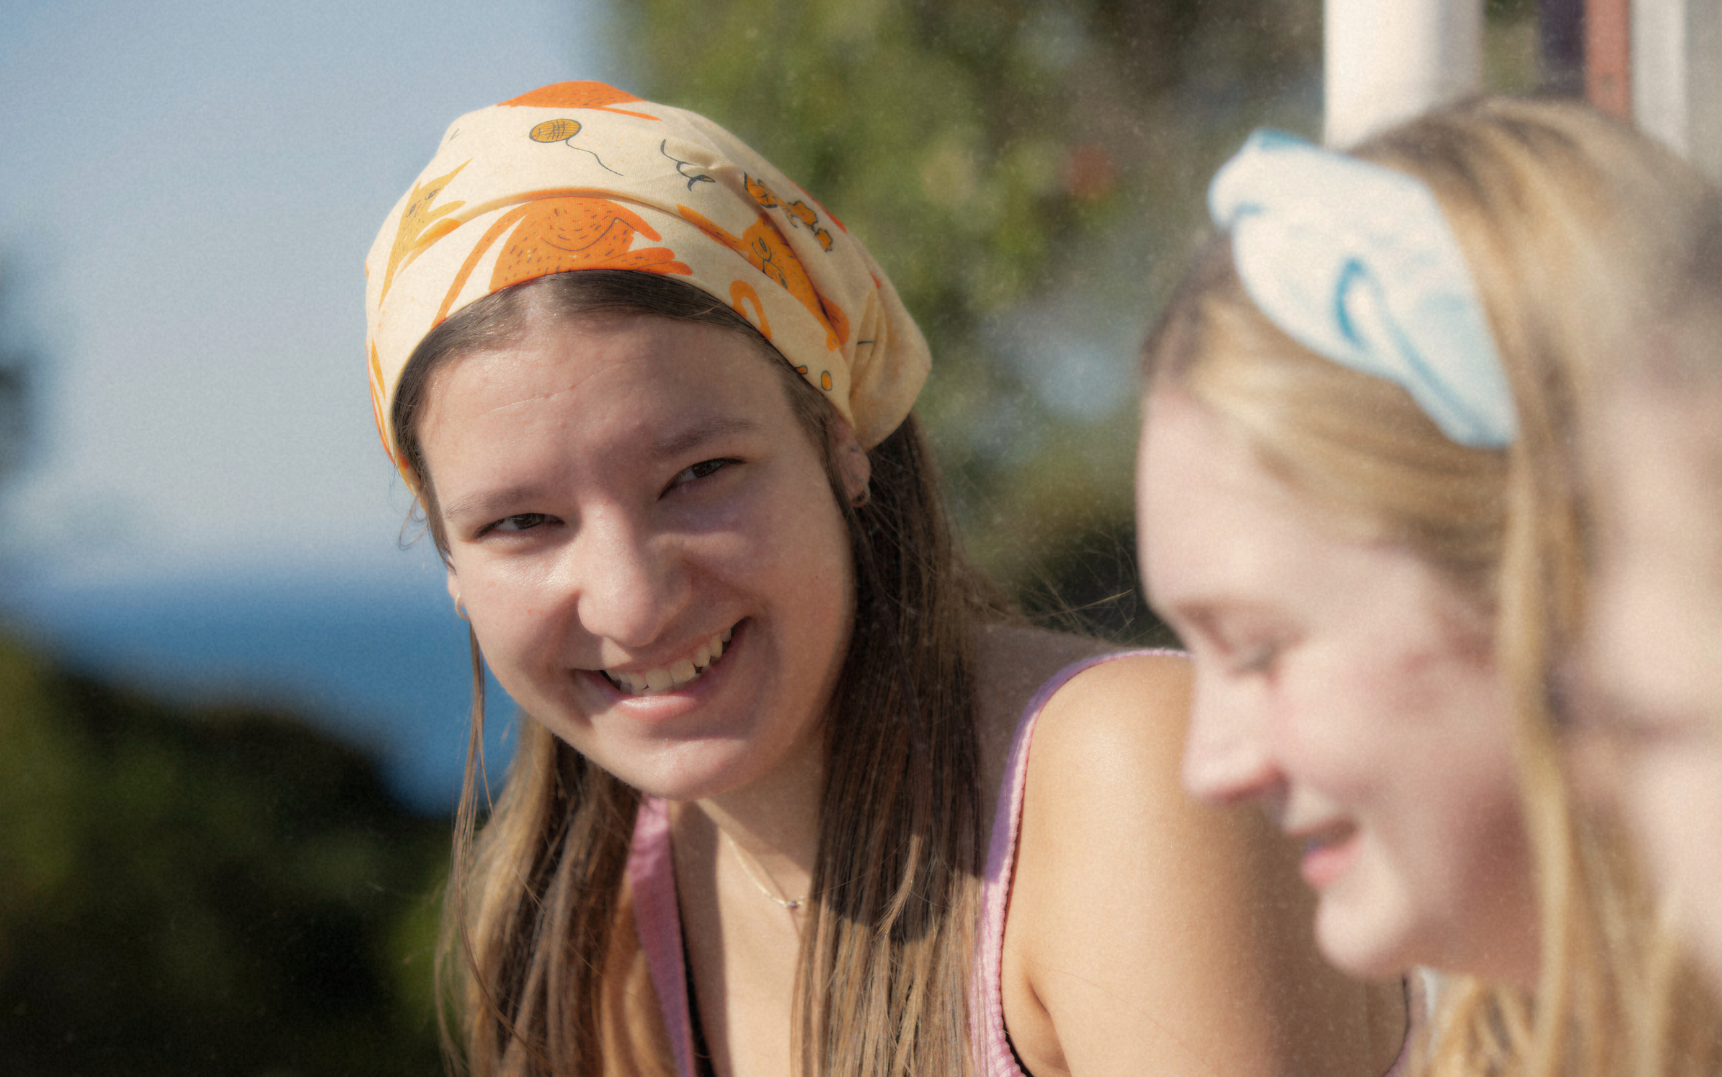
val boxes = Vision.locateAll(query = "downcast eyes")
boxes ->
[490,512,549,533]
[671,458,734,488]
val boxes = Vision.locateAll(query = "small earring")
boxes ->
[851,484,871,509]
[454,595,470,622]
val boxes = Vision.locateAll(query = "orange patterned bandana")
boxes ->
[364,81,930,475]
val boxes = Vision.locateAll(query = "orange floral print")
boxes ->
[729,280,774,340]
[529,118,582,142]
[500,82,660,120]
[676,204,849,351]
[437,196,693,324]
[379,162,469,306]
[368,341,396,464]
[744,175,835,252]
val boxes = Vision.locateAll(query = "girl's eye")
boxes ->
[1226,641,1281,677]
[488,512,548,534]
[1596,707,1711,751]
[670,458,734,488]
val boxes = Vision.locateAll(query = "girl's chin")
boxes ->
[1313,881,1421,982]
[1316,923,1413,983]
[589,736,793,805]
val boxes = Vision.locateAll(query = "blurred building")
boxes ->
[1324,0,1722,181]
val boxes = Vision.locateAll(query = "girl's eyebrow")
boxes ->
[648,416,762,460]
[440,484,547,524]
[439,417,765,524]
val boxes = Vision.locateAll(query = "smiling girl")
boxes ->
[1136,98,1722,1077]
[364,83,1401,1077]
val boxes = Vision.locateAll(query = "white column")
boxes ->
[1634,0,1722,182]
[1324,0,1485,147]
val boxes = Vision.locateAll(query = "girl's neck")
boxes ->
[679,728,825,883]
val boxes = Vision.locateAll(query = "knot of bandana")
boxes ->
[364,81,930,473]
[1209,129,1516,448]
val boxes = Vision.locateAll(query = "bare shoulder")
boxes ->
[992,630,1402,1077]
[970,624,1177,760]
[970,622,1189,811]
[1029,645,1193,778]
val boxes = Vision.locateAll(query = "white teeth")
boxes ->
[607,624,737,695]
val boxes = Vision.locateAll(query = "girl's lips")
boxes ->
[1297,820,1360,889]
[582,619,748,725]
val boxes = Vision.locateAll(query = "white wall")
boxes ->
[1325,0,1483,146]
[1635,0,1722,182]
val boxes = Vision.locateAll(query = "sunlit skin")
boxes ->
[1584,391,1722,990]
[1137,388,1539,985]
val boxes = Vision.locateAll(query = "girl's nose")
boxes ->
[1181,671,1283,806]
[562,509,688,650]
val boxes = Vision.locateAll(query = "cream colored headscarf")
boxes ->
[364,81,930,474]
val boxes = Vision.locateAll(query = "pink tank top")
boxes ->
[627,651,1420,1077]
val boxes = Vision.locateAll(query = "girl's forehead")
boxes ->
[433,317,777,410]
[420,320,798,473]
[1141,391,1473,635]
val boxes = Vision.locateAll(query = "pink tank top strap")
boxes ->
[971,649,1164,1075]
[630,796,698,1077]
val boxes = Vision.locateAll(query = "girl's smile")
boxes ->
[581,619,743,729]
[602,621,734,696]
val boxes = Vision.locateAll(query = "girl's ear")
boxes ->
[830,415,871,503]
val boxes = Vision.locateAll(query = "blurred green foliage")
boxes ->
[614,0,1325,641]
[0,638,447,1075]
[614,0,1542,642]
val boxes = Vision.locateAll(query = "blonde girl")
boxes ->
[1137,96,1721,1077]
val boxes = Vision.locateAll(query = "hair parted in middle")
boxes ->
[1145,96,1722,1077]
[394,268,1016,1077]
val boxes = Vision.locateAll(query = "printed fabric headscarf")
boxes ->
[1208,129,1515,447]
[364,81,931,478]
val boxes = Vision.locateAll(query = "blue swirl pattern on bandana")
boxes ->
[1209,129,1516,447]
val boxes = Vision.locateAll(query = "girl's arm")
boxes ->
[1000,652,1405,1077]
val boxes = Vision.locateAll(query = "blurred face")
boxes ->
[1137,388,1537,984]
[1584,390,1722,987]
[416,311,864,803]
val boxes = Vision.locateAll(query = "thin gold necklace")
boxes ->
[721,829,808,912]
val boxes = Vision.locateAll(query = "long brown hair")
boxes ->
[394,269,1011,1076]
[1144,97,1722,1077]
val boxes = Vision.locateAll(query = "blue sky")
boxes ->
[0,0,617,588]
[0,0,635,806]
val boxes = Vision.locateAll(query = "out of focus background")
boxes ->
[0,0,1551,1071]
